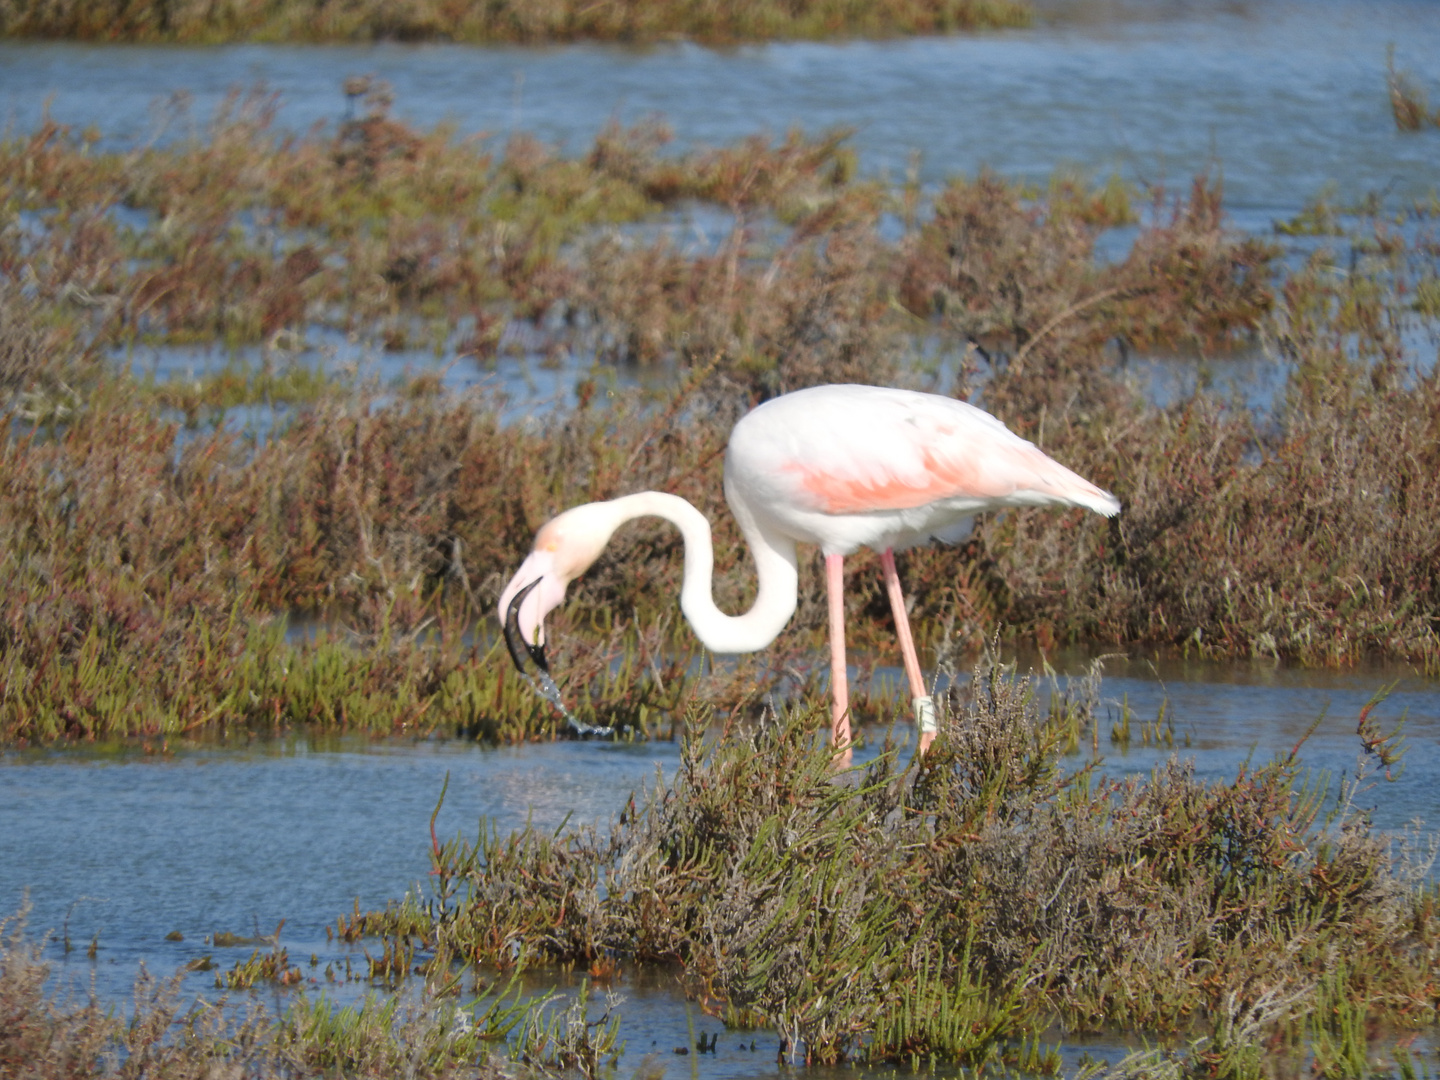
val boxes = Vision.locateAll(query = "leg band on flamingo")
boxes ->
[914,695,936,735]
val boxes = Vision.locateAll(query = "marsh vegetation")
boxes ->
[2,84,1439,745]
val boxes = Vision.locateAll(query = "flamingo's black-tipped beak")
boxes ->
[503,578,550,674]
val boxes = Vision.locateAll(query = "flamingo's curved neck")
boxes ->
[607,491,798,655]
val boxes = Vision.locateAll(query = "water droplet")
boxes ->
[528,671,614,739]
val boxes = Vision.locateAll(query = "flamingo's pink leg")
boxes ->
[825,552,852,763]
[881,548,936,753]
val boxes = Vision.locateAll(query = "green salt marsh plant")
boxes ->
[510,978,624,1079]
[1,93,869,350]
[219,945,304,989]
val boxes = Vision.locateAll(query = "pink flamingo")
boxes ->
[499,384,1120,760]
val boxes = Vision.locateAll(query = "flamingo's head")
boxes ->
[498,502,620,673]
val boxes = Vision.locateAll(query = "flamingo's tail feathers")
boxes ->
[1027,451,1121,517]
[1071,483,1122,518]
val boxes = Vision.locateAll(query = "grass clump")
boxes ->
[350,658,1440,1072]
[0,373,714,742]
[1387,45,1436,132]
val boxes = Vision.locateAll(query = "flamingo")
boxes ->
[499,384,1120,760]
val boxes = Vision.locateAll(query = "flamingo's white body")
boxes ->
[499,384,1120,759]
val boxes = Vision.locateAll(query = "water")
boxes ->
[0,738,671,995]
[532,669,617,737]
[5,0,1440,1070]
[1042,653,1440,824]
[121,325,617,429]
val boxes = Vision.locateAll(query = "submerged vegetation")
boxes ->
[2,83,1440,746]
[0,0,1030,44]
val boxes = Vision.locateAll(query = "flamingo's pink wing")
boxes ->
[746,388,1115,516]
